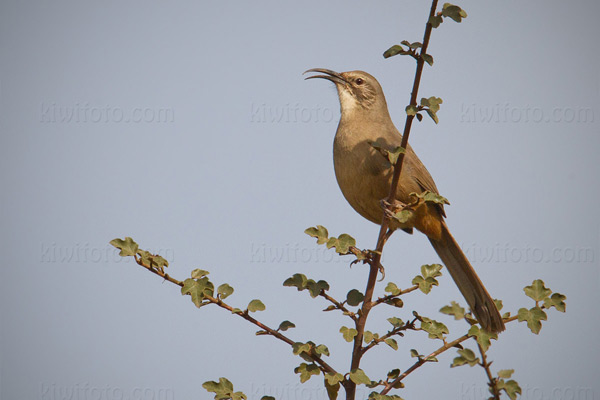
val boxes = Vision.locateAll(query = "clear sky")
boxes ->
[1,1,599,399]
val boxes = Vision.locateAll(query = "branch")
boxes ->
[320,291,358,322]
[347,3,440,397]
[133,255,339,376]
[361,318,418,355]
[373,285,419,307]
[477,342,501,400]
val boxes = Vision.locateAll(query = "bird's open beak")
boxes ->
[303,68,347,86]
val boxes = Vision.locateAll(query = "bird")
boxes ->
[304,68,505,333]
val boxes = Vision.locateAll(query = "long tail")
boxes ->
[428,223,505,333]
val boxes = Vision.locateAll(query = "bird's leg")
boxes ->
[380,198,408,219]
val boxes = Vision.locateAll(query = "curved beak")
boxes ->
[303,68,347,86]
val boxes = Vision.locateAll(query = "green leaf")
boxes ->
[426,109,439,124]
[406,105,419,116]
[137,250,169,271]
[294,363,320,383]
[283,273,308,290]
[384,282,401,296]
[369,139,406,165]
[429,15,444,28]
[440,301,465,320]
[363,331,374,344]
[292,342,313,360]
[217,283,234,299]
[315,344,330,357]
[410,349,421,358]
[326,233,357,254]
[349,369,371,385]
[307,279,330,298]
[305,225,329,245]
[497,379,522,400]
[524,280,552,302]
[494,299,504,311]
[451,348,479,367]
[278,320,296,331]
[420,317,449,339]
[385,338,398,350]
[325,378,341,400]
[412,264,443,294]
[543,292,567,312]
[325,372,344,386]
[386,298,404,308]
[393,209,414,224]
[420,96,443,113]
[387,317,404,328]
[261,397,276,400]
[191,269,210,279]
[467,325,498,352]
[340,326,358,342]
[441,3,468,23]
[202,378,247,400]
[368,393,404,400]
[498,369,515,379]
[383,44,408,59]
[109,237,138,257]
[346,289,364,306]
[247,299,266,312]
[181,277,214,307]
[387,369,400,380]
[517,306,547,334]
[411,190,449,205]
[422,53,434,66]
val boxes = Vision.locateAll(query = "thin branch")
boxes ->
[373,285,419,307]
[361,318,418,355]
[346,3,440,399]
[320,291,358,322]
[133,256,339,376]
[477,342,501,400]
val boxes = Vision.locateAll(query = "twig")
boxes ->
[477,342,501,400]
[373,285,419,307]
[361,318,418,355]
[345,2,440,399]
[133,256,339,376]
[320,291,358,322]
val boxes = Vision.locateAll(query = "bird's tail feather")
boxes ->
[428,224,505,333]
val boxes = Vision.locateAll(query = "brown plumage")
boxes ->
[305,68,505,333]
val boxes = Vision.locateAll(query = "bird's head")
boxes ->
[304,69,389,118]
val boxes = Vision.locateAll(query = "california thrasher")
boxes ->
[305,68,505,333]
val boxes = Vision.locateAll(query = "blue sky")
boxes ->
[1,1,599,399]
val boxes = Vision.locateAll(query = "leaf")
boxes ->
[441,3,468,23]
[191,269,210,279]
[498,369,515,379]
[307,279,330,298]
[346,289,364,306]
[524,280,552,302]
[411,190,449,205]
[283,273,308,290]
[412,264,443,294]
[383,44,407,58]
[326,233,357,254]
[420,96,443,113]
[387,317,404,328]
[363,331,374,344]
[247,299,266,312]
[440,301,465,320]
[393,209,414,224]
[349,369,371,385]
[451,348,479,367]
[385,338,398,350]
[315,344,330,357]
[420,317,449,340]
[429,15,444,28]
[294,363,320,383]
[426,109,439,124]
[340,326,358,342]
[517,306,547,334]
[422,53,434,66]
[109,237,138,257]
[217,283,234,299]
[261,397,276,400]
[497,379,522,400]
[386,298,404,308]
[410,349,421,358]
[368,393,404,400]
[325,372,344,386]
[543,293,567,312]
[494,299,504,311]
[387,369,400,380]
[181,277,214,307]
[406,105,419,116]
[384,282,401,296]
[278,320,296,331]
[202,377,247,400]
[325,378,340,400]
[467,325,498,352]
[369,139,406,165]
[305,225,329,245]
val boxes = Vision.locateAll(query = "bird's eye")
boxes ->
[355,78,364,85]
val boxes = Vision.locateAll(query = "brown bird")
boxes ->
[305,68,505,333]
